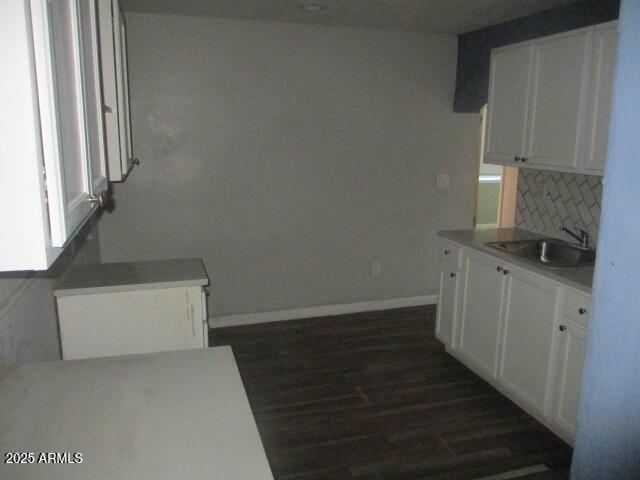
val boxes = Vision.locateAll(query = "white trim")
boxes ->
[211,295,437,328]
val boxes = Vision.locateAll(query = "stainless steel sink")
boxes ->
[485,239,596,268]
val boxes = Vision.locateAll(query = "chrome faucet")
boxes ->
[559,225,590,248]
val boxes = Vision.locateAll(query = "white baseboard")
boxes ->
[210,295,437,328]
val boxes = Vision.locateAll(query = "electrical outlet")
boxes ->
[371,261,382,277]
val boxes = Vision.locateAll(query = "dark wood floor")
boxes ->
[212,305,573,480]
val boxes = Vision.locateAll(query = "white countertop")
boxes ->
[0,347,273,480]
[54,258,209,297]
[439,228,594,293]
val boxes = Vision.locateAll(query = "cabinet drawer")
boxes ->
[564,289,591,326]
[439,239,462,268]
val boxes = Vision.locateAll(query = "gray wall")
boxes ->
[0,218,101,365]
[571,0,640,477]
[98,13,478,317]
[454,0,620,113]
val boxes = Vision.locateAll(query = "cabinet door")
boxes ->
[484,45,533,165]
[78,0,108,197]
[524,30,592,169]
[553,321,587,437]
[98,0,123,181]
[99,0,133,181]
[498,267,560,413]
[31,0,106,248]
[583,22,618,173]
[32,0,93,247]
[436,263,460,349]
[114,5,134,175]
[458,252,506,378]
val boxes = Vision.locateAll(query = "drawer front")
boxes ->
[564,288,591,326]
[439,238,462,268]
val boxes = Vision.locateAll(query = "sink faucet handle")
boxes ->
[559,225,590,248]
[578,228,590,248]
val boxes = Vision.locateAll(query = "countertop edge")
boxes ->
[53,277,209,297]
[438,229,593,294]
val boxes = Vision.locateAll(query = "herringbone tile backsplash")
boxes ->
[515,168,603,246]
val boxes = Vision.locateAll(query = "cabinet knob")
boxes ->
[521,157,528,163]
[450,272,456,278]
[497,266,503,272]
[88,191,109,208]
[132,158,141,166]
[514,156,520,162]
[559,325,567,332]
[578,307,587,315]
[503,269,510,275]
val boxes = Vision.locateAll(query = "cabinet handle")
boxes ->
[514,156,520,162]
[103,105,113,113]
[444,249,450,255]
[497,266,503,272]
[559,325,567,332]
[503,269,510,275]
[450,272,456,278]
[578,307,587,315]
[521,157,528,163]
[88,191,109,208]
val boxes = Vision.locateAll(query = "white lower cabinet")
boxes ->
[551,293,590,437]
[498,266,560,413]
[458,251,506,379]
[435,263,460,347]
[56,285,209,360]
[435,239,590,444]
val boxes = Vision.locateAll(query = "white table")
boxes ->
[0,347,274,480]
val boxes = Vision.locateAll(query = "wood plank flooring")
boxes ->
[211,305,573,480]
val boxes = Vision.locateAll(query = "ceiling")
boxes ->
[121,0,578,34]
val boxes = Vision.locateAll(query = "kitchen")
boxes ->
[1,0,639,479]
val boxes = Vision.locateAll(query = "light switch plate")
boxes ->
[436,174,450,189]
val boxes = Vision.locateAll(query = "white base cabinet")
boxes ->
[436,240,590,444]
[54,259,210,360]
[57,286,209,361]
[458,251,506,379]
[435,263,460,348]
[552,321,587,437]
[498,265,560,414]
[551,289,591,437]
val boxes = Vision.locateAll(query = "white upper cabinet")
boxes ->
[98,0,136,182]
[79,0,109,200]
[0,0,110,271]
[484,46,533,164]
[524,30,592,170]
[583,22,618,173]
[485,22,618,175]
